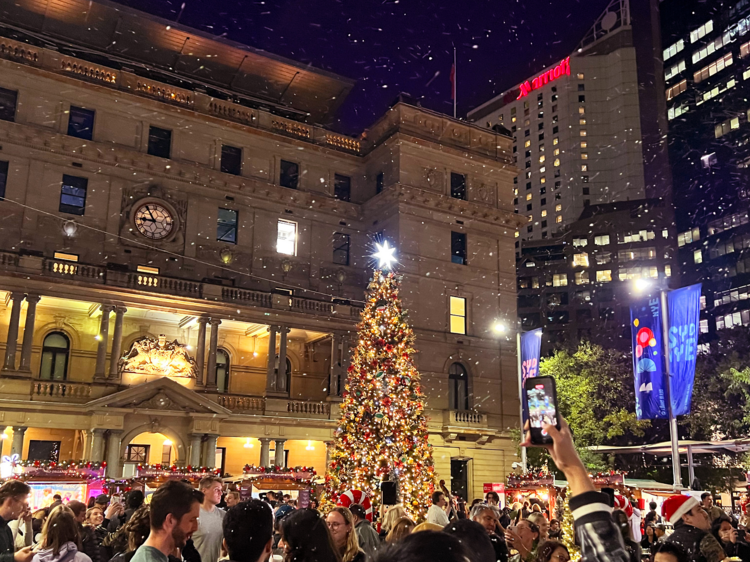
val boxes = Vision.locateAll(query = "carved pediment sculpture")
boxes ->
[119,334,199,379]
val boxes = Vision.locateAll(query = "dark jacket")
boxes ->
[720,540,750,562]
[355,520,380,558]
[0,516,15,562]
[79,524,104,562]
[350,552,366,562]
[489,533,509,562]
[667,523,725,562]
[569,491,630,562]
[181,539,200,562]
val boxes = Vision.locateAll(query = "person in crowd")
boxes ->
[32,506,91,562]
[9,503,32,550]
[222,500,273,562]
[0,481,34,562]
[711,518,750,562]
[645,503,662,527]
[48,496,63,514]
[468,504,508,562]
[535,541,570,562]
[426,492,451,527]
[700,495,723,524]
[192,476,226,562]
[444,519,496,562]
[499,509,512,531]
[531,505,542,514]
[326,508,365,562]
[68,501,103,562]
[109,505,151,562]
[486,493,501,508]
[308,499,319,512]
[131,480,203,562]
[655,525,667,543]
[505,520,540,562]
[349,505,378,558]
[522,503,531,519]
[265,493,277,510]
[413,522,444,533]
[528,513,549,542]
[662,494,724,562]
[641,524,660,551]
[520,415,631,562]
[613,509,641,562]
[225,492,240,509]
[630,501,643,543]
[279,508,341,562]
[653,542,689,562]
[275,499,294,522]
[548,520,561,540]
[372,531,470,562]
[380,505,406,540]
[113,492,145,532]
[385,518,414,544]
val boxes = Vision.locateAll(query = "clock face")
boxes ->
[134,203,174,240]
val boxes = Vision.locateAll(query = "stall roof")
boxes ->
[553,478,676,491]
[587,439,750,456]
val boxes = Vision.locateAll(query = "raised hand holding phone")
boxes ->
[523,375,561,445]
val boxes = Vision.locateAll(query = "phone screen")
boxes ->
[525,376,559,445]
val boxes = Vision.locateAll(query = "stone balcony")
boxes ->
[440,409,496,444]
[2,253,363,321]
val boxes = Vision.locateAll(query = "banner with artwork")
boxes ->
[520,329,543,424]
[630,299,667,419]
[667,284,701,416]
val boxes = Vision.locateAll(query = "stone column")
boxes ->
[274,439,286,468]
[3,292,25,371]
[105,430,122,478]
[325,441,333,468]
[10,427,26,458]
[328,333,339,397]
[202,435,218,469]
[18,295,40,374]
[277,326,290,393]
[259,438,272,468]
[94,305,114,380]
[265,326,278,393]
[90,429,106,462]
[189,435,202,467]
[340,333,353,394]
[205,319,222,390]
[195,318,208,387]
[108,307,127,380]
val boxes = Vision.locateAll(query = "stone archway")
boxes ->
[119,423,187,466]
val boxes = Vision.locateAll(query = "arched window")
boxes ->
[449,362,469,411]
[274,356,292,394]
[216,349,230,393]
[40,332,70,381]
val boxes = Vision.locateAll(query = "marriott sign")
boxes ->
[517,57,571,99]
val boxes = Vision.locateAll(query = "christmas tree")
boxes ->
[560,493,582,562]
[324,246,435,521]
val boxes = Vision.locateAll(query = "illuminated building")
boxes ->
[0,0,523,499]
[468,0,672,254]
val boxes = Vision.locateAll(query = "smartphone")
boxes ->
[524,376,560,445]
[111,494,122,504]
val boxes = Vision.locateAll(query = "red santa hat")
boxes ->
[613,494,633,517]
[661,494,700,524]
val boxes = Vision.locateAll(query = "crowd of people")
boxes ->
[0,420,747,562]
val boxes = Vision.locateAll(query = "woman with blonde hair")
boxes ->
[32,506,92,562]
[325,507,365,562]
[385,517,415,544]
[380,504,407,538]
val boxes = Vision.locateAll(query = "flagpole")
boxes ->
[453,45,457,119]
[517,332,527,473]
[660,289,683,489]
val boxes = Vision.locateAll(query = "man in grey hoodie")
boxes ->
[350,504,379,558]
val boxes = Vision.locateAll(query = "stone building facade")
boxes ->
[0,0,522,501]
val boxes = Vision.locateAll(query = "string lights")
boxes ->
[324,269,435,521]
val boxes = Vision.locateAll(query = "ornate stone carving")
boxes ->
[119,334,199,379]
[422,167,444,190]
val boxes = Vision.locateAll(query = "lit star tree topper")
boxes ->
[373,240,397,270]
[323,248,435,521]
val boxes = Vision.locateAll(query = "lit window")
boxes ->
[693,249,703,264]
[553,274,567,287]
[580,130,587,137]
[556,215,562,223]
[594,235,610,245]
[553,137,559,145]
[596,270,612,283]
[579,107,585,115]
[515,231,520,238]
[540,177,546,184]
[689,20,713,44]
[53,252,78,262]
[449,296,467,335]
[539,155,546,164]
[137,265,160,275]
[554,148,560,156]
[663,39,685,61]
[580,141,587,148]
[579,118,587,125]
[573,237,588,247]
[694,53,733,83]
[715,116,740,138]
[665,60,686,81]
[525,140,531,148]
[577,73,584,79]
[581,153,588,160]
[541,210,547,217]
[526,193,532,201]
[277,220,297,255]
[666,80,687,101]
[665,265,672,277]
[553,158,560,166]
[555,204,562,212]
[573,253,589,267]
[581,164,588,172]
[575,271,589,285]
[512,116,517,123]
[540,166,546,173]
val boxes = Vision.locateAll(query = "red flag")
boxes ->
[450,63,456,100]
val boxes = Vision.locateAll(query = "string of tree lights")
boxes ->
[324,243,435,521]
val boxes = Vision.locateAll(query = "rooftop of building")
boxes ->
[0,0,355,124]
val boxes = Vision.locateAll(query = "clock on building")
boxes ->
[133,203,174,240]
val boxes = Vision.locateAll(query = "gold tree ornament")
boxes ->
[323,269,435,521]
[560,493,582,562]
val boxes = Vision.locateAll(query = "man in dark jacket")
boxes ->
[0,481,34,562]
[222,500,274,562]
[663,495,724,562]
[351,504,380,558]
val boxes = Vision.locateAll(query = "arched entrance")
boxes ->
[119,425,187,469]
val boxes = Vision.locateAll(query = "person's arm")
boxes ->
[522,416,630,562]
[699,533,729,562]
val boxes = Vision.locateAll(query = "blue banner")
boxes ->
[668,284,702,416]
[630,299,668,419]
[520,328,542,424]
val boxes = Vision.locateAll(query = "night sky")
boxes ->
[111,0,611,134]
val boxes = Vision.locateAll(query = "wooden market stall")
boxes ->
[237,465,318,507]
[8,460,107,510]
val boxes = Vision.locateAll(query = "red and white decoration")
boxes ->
[337,489,373,522]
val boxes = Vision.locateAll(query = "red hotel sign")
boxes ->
[517,57,571,99]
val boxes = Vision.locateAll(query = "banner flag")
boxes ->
[520,328,542,424]
[668,284,702,416]
[630,299,668,419]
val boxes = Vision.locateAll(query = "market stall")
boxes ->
[132,464,222,498]
[8,460,107,510]
[505,473,558,516]
[238,465,318,507]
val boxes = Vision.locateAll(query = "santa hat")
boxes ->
[661,494,699,524]
[613,494,633,518]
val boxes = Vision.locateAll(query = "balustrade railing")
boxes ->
[33,382,92,399]
[216,395,265,413]
[287,400,330,416]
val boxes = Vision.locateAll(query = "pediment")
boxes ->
[86,378,231,416]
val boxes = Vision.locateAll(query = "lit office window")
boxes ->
[556,215,562,223]
[277,220,297,255]
[596,270,612,283]
[573,253,589,267]
[449,296,467,335]
[693,249,703,264]
[555,204,562,212]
